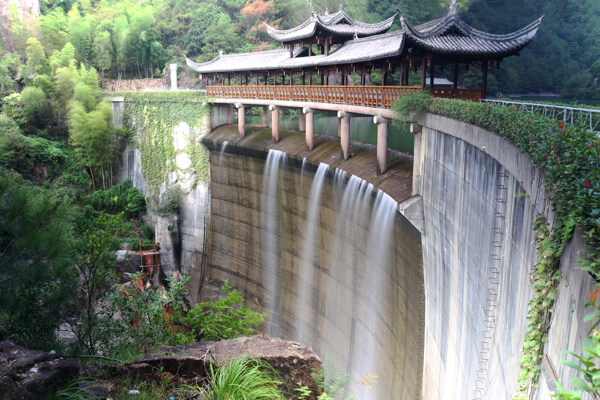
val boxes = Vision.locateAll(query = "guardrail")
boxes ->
[207,85,422,109]
[480,99,600,132]
[431,88,482,101]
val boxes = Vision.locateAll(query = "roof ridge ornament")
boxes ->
[449,0,458,15]
[339,3,344,11]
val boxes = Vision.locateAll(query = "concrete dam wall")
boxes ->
[205,148,424,400]
[114,95,595,399]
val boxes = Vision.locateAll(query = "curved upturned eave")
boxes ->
[401,14,542,57]
[266,12,397,43]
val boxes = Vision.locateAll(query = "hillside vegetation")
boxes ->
[1,0,598,98]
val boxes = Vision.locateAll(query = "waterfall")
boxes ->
[219,141,229,159]
[295,163,329,344]
[349,190,398,400]
[260,149,287,337]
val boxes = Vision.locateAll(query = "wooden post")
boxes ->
[325,36,330,56]
[482,61,488,99]
[308,45,312,57]
[289,71,293,86]
[361,65,365,86]
[421,58,427,90]
[429,64,434,90]
[309,72,313,85]
[302,73,306,85]
[289,45,293,58]
[382,64,387,86]
[453,63,458,98]
[227,74,231,86]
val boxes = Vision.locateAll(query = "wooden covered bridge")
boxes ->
[186,1,541,172]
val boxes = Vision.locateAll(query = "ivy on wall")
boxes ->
[425,98,600,398]
[117,91,209,197]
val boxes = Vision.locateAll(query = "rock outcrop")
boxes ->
[0,341,79,400]
[116,335,322,398]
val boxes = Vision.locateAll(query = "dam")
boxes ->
[114,89,595,399]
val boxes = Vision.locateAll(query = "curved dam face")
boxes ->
[204,148,424,400]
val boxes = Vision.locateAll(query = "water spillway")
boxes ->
[204,145,424,400]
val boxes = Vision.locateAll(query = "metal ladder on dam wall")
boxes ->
[473,167,508,399]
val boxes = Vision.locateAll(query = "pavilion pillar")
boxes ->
[308,72,313,85]
[429,64,435,89]
[361,66,365,86]
[299,112,306,131]
[227,106,233,124]
[256,74,259,85]
[235,103,245,137]
[325,37,330,56]
[374,116,389,174]
[227,74,231,86]
[269,105,280,142]
[453,63,459,97]
[308,45,312,57]
[289,71,293,86]
[421,59,427,90]
[262,106,269,127]
[302,108,315,150]
[481,61,488,99]
[382,64,387,86]
[302,73,306,85]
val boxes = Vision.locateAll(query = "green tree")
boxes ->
[93,31,113,78]
[25,38,47,72]
[0,176,76,350]
[40,9,69,56]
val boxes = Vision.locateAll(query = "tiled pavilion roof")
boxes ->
[186,7,542,75]
[403,13,543,57]
[265,4,397,43]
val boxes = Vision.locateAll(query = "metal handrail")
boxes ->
[480,99,600,132]
[207,85,422,109]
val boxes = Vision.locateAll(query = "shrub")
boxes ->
[191,357,285,400]
[85,179,146,216]
[392,90,433,120]
[156,184,181,216]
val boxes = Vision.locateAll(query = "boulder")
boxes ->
[0,341,79,400]
[114,335,322,398]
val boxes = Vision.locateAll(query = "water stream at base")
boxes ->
[295,163,329,344]
[258,150,400,400]
[260,149,287,337]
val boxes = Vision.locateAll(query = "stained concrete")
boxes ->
[203,127,423,400]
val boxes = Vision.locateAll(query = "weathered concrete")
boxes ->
[269,105,280,142]
[414,113,593,399]
[374,116,389,174]
[169,63,177,90]
[235,103,245,136]
[339,116,350,159]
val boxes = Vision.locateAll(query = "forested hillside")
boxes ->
[1,0,599,96]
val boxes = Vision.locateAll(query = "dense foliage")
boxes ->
[2,0,599,98]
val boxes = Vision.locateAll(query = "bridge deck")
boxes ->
[203,125,414,204]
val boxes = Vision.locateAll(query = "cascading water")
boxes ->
[219,141,229,159]
[295,163,329,345]
[209,148,421,400]
[260,149,287,337]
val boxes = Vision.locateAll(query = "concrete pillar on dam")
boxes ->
[374,116,389,174]
[262,106,269,128]
[299,111,306,131]
[337,111,354,160]
[269,105,280,142]
[235,103,245,137]
[227,106,234,124]
[204,109,212,134]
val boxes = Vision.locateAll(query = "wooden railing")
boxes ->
[431,88,482,101]
[207,85,422,109]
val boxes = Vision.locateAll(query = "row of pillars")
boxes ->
[208,104,391,174]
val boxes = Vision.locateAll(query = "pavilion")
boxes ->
[186,1,542,100]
